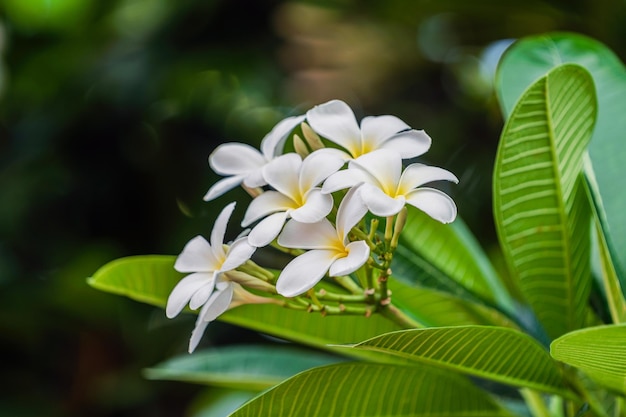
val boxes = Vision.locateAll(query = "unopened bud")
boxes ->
[293,134,310,158]
[229,283,281,309]
[225,270,276,293]
[301,122,324,150]
[390,207,408,249]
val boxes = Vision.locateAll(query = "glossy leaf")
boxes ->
[230,362,509,417]
[496,32,626,298]
[493,64,595,339]
[144,345,343,391]
[188,388,256,417]
[396,207,515,315]
[88,256,401,356]
[551,324,626,395]
[87,255,181,308]
[589,190,626,323]
[352,326,568,396]
[388,278,519,329]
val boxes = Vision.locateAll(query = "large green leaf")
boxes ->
[87,255,181,308]
[144,345,343,391]
[88,256,401,355]
[230,362,509,417]
[351,326,568,396]
[493,64,595,339]
[396,207,515,315]
[496,32,626,298]
[188,388,256,417]
[551,324,626,395]
[388,278,519,329]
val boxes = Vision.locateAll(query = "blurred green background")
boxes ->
[1,0,625,415]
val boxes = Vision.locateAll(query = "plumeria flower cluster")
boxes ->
[167,99,458,352]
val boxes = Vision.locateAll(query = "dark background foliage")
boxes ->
[1,0,625,415]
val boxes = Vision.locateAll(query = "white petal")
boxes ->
[209,202,236,261]
[306,100,361,157]
[188,314,209,353]
[310,147,352,162]
[321,169,371,194]
[398,163,459,194]
[203,175,246,202]
[248,211,289,247]
[351,149,402,194]
[209,143,265,176]
[260,115,305,159]
[220,237,256,271]
[406,188,457,224]
[328,241,370,276]
[278,218,339,250]
[359,183,406,217]
[379,130,432,159]
[174,236,220,273]
[360,115,410,150]
[243,170,267,188]
[290,189,333,223]
[188,280,215,310]
[201,281,234,321]
[299,150,345,192]
[276,249,340,297]
[242,191,295,226]
[336,185,368,241]
[166,272,215,318]
[262,153,302,201]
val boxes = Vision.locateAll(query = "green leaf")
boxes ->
[388,278,519,329]
[230,362,509,417]
[496,32,626,299]
[493,64,596,339]
[352,326,568,396]
[397,207,515,315]
[589,186,626,323]
[87,255,182,308]
[551,324,626,395]
[188,388,256,417]
[144,345,343,391]
[88,256,401,356]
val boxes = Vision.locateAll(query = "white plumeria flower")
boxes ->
[306,99,431,160]
[322,149,458,222]
[242,150,345,247]
[276,186,370,297]
[166,202,256,352]
[203,115,305,201]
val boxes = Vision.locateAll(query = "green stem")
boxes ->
[379,303,423,328]
[351,226,380,253]
[332,275,362,295]
[315,289,367,303]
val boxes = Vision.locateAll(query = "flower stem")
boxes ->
[379,303,423,329]
[332,275,362,295]
[315,289,367,303]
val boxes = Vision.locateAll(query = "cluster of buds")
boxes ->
[167,100,458,352]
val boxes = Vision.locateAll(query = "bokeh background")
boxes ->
[1,0,625,415]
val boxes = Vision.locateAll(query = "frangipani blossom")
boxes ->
[166,202,256,352]
[242,150,345,247]
[323,149,458,222]
[306,99,431,160]
[204,115,305,201]
[276,186,370,297]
